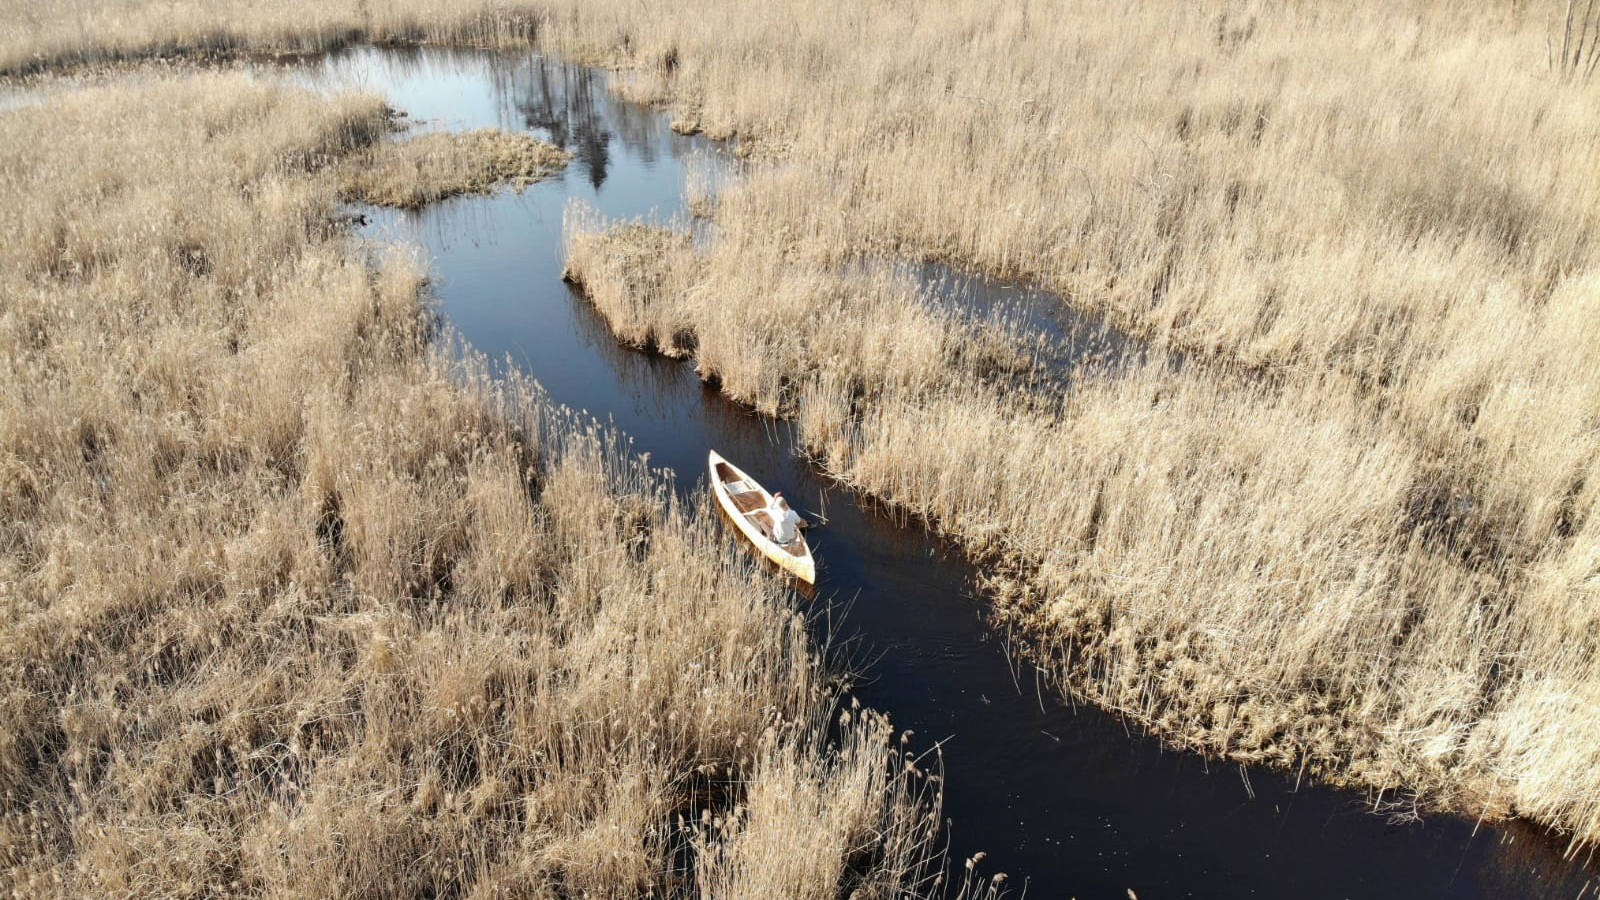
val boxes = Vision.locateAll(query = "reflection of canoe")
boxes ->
[708,450,816,584]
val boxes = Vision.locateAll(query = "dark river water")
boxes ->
[290,45,1596,900]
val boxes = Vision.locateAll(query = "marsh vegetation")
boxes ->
[343,127,573,208]
[0,73,950,898]
[555,0,1600,852]
[2,0,1598,887]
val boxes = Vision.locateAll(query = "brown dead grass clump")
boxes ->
[0,1,547,77]
[343,127,572,208]
[0,73,945,899]
[561,213,1032,420]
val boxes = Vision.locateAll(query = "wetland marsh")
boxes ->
[5,0,1600,895]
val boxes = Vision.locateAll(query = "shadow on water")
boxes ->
[297,45,1598,900]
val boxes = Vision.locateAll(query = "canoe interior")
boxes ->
[714,461,806,558]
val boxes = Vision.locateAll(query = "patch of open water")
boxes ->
[277,44,1597,899]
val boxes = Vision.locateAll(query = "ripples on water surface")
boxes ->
[277,45,1600,900]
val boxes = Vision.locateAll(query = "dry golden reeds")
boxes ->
[553,0,1600,850]
[342,128,573,208]
[5,0,1599,859]
[562,194,1600,848]
[0,73,943,898]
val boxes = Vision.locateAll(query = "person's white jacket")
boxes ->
[769,498,802,544]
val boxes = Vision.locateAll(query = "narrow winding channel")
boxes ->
[296,45,1596,900]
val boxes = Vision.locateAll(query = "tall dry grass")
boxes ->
[555,0,1600,851]
[5,0,1598,858]
[0,74,950,898]
[0,1,535,76]
[343,128,574,208]
[6,0,1597,564]
[562,190,1600,850]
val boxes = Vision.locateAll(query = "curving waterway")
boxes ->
[289,45,1596,900]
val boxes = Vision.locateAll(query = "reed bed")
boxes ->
[6,0,1598,859]
[0,74,949,898]
[343,128,574,208]
[0,1,542,77]
[556,0,1600,851]
[7,0,1597,583]
[562,199,1600,849]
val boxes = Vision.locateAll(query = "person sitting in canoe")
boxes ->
[766,491,803,546]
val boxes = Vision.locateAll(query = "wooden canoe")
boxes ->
[708,450,816,584]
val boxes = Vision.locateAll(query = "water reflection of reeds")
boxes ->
[562,277,706,420]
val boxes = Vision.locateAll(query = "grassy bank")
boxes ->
[562,198,1600,849]
[4,0,1597,858]
[344,128,573,209]
[540,0,1595,852]
[0,74,948,898]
